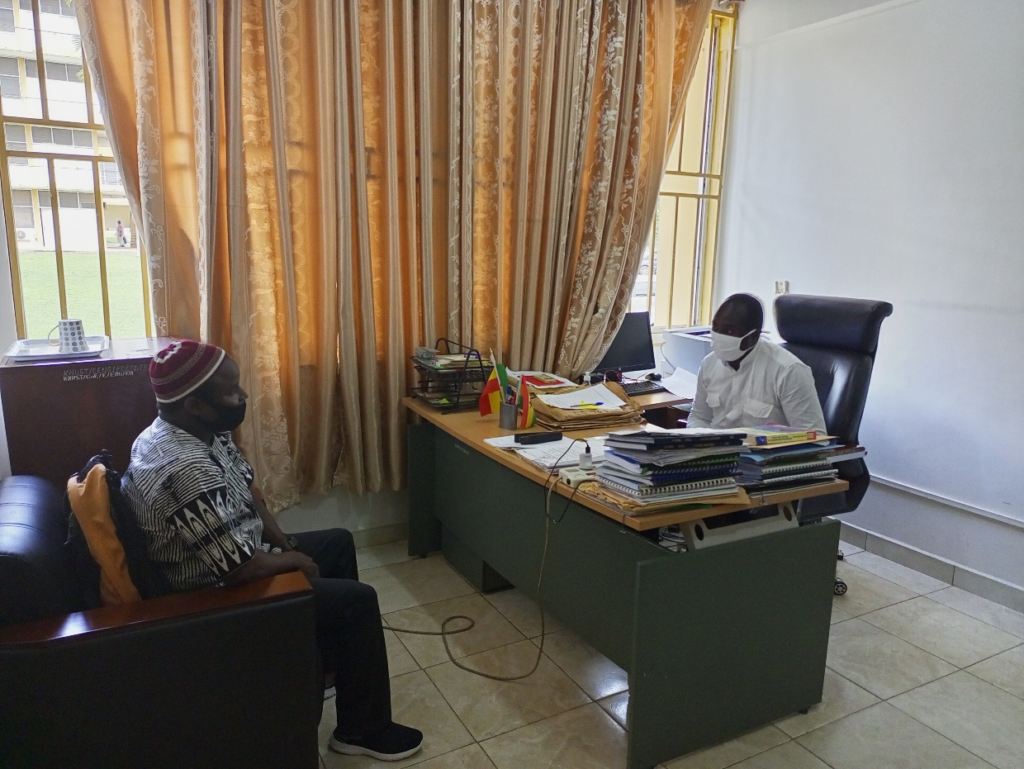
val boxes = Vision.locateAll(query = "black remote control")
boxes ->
[514,431,563,445]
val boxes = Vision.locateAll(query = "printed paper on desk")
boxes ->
[513,438,580,470]
[484,435,522,449]
[536,384,625,411]
[515,438,606,470]
[661,367,699,399]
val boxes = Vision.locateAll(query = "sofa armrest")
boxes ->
[0,570,311,646]
[0,570,319,768]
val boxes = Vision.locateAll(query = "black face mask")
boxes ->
[201,400,247,433]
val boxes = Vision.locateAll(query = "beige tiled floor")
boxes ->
[320,545,1024,768]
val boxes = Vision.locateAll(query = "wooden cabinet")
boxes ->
[0,338,171,489]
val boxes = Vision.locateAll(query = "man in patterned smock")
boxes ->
[123,340,423,762]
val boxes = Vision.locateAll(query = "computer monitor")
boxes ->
[596,312,656,373]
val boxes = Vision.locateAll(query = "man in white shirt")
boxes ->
[688,293,826,433]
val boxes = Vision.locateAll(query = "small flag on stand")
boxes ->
[518,383,535,428]
[479,357,508,416]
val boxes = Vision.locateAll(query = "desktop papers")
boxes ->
[484,435,607,471]
[516,437,605,471]
[661,367,699,399]
[536,384,625,411]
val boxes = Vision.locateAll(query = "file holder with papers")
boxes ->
[411,338,492,412]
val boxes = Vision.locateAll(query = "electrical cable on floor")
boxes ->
[383,440,585,682]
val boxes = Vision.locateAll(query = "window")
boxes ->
[51,127,72,145]
[632,10,736,329]
[52,191,95,209]
[100,161,121,185]
[0,0,14,34]
[44,61,82,82]
[11,189,33,229]
[4,123,27,164]
[21,0,74,16]
[0,3,150,340]
[27,62,84,82]
[0,57,20,99]
[28,126,90,148]
[32,125,74,145]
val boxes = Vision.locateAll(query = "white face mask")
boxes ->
[711,329,757,362]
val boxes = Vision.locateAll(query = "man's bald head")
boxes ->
[712,293,764,338]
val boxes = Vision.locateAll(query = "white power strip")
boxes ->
[558,467,597,488]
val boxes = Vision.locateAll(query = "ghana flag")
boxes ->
[518,381,535,427]
[478,360,508,415]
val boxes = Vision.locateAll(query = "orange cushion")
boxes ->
[67,465,141,605]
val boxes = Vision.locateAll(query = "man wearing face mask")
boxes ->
[687,293,826,433]
[123,340,424,763]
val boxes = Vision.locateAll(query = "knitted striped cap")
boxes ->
[149,340,226,404]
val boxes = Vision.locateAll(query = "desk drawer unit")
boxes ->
[407,422,840,769]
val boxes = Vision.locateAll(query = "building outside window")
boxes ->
[631,8,736,331]
[0,1,149,340]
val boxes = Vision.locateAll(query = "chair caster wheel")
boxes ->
[837,550,845,561]
[834,579,848,596]
[799,708,810,715]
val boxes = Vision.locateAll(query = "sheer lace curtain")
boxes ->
[76,0,710,508]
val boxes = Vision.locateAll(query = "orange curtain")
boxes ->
[452,0,712,377]
[76,0,710,508]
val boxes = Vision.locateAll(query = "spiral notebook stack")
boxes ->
[737,432,863,492]
[596,428,746,508]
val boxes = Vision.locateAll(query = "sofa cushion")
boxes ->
[67,465,141,606]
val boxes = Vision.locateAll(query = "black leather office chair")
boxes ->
[774,294,893,595]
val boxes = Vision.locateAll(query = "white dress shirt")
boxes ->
[687,339,827,433]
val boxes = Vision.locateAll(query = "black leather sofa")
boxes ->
[0,475,321,769]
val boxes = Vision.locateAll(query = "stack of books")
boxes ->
[737,427,863,492]
[597,429,747,509]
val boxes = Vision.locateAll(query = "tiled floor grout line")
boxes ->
[414,630,589,745]
[833,590,922,622]
[962,638,1024,670]
[835,612,964,671]
[928,589,1024,641]
[840,560,1024,637]
[916,589,1024,638]
[848,598,1021,672]
[527,632,601,705]
[361,551,1023,767]
[883,685,1001,769]
[381,588,521,749]
[782,738,842,769]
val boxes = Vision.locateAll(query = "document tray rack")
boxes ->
[411,338,492,412]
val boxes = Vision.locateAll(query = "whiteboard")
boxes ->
[716,0,1024,520]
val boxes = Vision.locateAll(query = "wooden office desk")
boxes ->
[405,398,844,768]
[632,389,691,411]
[404,398,846,532]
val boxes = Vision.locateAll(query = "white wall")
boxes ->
[717,0,1024,588]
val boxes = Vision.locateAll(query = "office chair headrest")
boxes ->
[775,294,893,355]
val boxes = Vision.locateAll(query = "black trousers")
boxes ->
[291,529,392,740]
